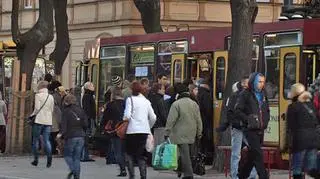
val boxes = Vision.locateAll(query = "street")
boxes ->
[0,155,307,179]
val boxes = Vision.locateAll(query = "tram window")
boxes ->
[75,66,79,86]
[157,55,171,83]
[173,60,183,84]
[158,41,188,54]
[264,31,302,47]
[99,46,126,104]
[283,53,297,99]
[264,48,280,100]
[215,57,225,100]
[185,59,197,81]
[304,52,317,87]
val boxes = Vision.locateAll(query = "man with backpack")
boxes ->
[216,76,257,179]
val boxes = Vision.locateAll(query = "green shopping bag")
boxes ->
[152,139,178,170]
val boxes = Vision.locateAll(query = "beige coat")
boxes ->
[33,88,54,126]
[165,97,203,144]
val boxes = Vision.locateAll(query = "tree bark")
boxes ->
[213,0,258,171]
[11,0,54,90]
[50,0,70,75]
[134,0,163,33]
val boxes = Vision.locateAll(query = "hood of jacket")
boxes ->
[248,72,264,92]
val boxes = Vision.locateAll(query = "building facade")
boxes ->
[0,0,298,88]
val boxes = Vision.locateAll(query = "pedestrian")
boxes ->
[51,81,63,155]
[31,80,55,168]
[217,76,257,179]
[165,83,203,179]
[196,78,213,163]
[157,73,168,89]
[124,81,156,179]
[0,92,7,153]
[60,94,88,179]
[81,82,95,162]
[102,87,127,177]
[235,72,270,179]
[286,83,320,179]
[140,78,150,97]
[148,83,168,146]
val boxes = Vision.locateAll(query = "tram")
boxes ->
[76,19,320,167]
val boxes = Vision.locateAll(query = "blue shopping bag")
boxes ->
[152,139,178,170]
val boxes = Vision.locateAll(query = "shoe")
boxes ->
[31,160,38,166]
[47,157,52,168]
[117,171,127,177]
[67,172,73,179]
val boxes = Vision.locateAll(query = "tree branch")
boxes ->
[11,0,21,45]
[50,0,70,75]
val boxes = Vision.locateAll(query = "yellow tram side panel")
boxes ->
[213,51,228,145]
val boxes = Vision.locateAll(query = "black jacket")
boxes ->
[82,89,96,119]
[226,90,243,129]
[287,100,320,152]
[148,92,168,128]
[102,99,125,129]
[61,104,88,139]
[197,86,213,131]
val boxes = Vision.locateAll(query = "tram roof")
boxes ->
[100,19,320,52]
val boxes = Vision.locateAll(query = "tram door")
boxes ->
[170,54,185,84]
[279,46,300,154]
[88,58,100,108]
[213,51,228,145]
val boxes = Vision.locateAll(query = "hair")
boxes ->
[49,80,62,91]
[131,81,143,96]
[140,78,149,86]
[241,75,249,81]
[151,83,162,94]
[183,78,193,86]
[37,80,49,90]
[44,74,53,83]
[84,82,93,90]
[174,82,188,94]
[112,87,123,99]
[157,73,167,80]
[64,94,77,105]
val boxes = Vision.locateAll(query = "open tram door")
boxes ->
[278,46,300,160]
[213,50,228,145]
[170,54,185,84]
[88,58,100,119]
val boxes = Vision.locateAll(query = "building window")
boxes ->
[24,0,32,9]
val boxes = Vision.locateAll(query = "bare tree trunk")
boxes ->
[213,0,258,171]
[11,0,54,90]
[50,0,70,76]
[134,0,163,33]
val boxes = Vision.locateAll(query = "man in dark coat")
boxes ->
[197,78,213,163]
[81,82,96,162]
[235,72,270,179]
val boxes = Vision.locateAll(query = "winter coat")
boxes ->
[165,94,203,144]
[148,92,168,128]
[33,88,54,126]
[61,104,88,139]
[197,86,213,133]
[102,98,125,129]
[235,74,270,132]
[52,92,62,132]
[82,89,96,120]
[227,91,243,129]
[287,92,320,152]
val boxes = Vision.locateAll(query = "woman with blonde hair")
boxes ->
[286,83,320,179]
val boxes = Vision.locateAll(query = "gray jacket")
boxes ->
[0,100,7,126]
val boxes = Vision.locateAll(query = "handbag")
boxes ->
[152,139,178,170]
[247,114,261,130]
[27,94,49,126]
[191,139,206,175]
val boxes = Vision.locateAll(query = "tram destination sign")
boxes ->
[131,51,154,64]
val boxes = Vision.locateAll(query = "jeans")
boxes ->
[111,137,126,170]
[81,131,91,160]
[292,149,318,176]
[231,128,257,179]
[32,124,52,161]
[64,137,84,178]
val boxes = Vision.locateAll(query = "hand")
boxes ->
[56,133,62,139]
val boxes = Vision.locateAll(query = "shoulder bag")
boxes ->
[27,94,49,126]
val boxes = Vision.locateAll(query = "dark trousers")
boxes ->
[111,137,126,170]
[0,125,6,153]
[238,131,268,179]
[50,132,59,155]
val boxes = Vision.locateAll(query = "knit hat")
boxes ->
[111,76,122,86]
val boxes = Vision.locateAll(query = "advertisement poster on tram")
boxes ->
[264,106,279,143]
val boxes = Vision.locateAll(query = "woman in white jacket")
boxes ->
[124,81,156,179]
[31,81,54,168]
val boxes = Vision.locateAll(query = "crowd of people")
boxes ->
[24,70,320,179]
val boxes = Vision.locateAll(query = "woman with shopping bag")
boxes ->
[124,81,157,179]
[164,83,203,179]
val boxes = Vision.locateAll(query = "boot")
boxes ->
[308,169,320,179]
[117,168,127,177]
[46,156,52,168]
[67,172,73,179]
[31,160,38,166]
[293,174,303,179]
[138,159,147,179]
[182,176,194,179]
